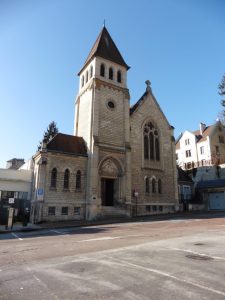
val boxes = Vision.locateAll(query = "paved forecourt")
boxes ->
[0,216,225,299]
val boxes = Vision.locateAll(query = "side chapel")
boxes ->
[31,26,178,223]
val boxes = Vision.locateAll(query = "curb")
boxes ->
[1,211,225,235]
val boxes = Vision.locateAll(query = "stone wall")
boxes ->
[32,152,87,222]
[130,90,178,216]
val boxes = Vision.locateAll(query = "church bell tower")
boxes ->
[74,26,132,219]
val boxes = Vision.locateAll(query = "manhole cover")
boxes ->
[194,243,204,246]
[186,254,213,261]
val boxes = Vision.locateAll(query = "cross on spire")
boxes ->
[145,80,151,92]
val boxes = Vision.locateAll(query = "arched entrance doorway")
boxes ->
[99,158,122,207]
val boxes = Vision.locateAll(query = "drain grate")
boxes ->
[186,254,213,261]
[194,243,204,246]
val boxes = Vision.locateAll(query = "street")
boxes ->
[1,215,225,299]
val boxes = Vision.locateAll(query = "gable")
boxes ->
[130,89,171,130]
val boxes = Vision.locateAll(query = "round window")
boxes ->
[107,101,115,109]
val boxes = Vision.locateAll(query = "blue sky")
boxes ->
[0,0,225,168]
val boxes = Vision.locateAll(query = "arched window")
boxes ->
[155,138,160,161]
[145,177,149,193]
[85,71,88,83]
[109,67,113,80]
[100,64,105,77]
[81,76,84,87]
[90,65,93,78]
[117,70,122,83]
[76,170,81,189]
[50,168,57,188]
[158,179,162,194]
[152,178,156,193]
[143,122,160,162]
[64,169,70,189]
[150,132,154,160]
[144,135,149,159]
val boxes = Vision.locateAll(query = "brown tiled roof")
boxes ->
[192,125,213,143]
[47,133,87,156]
[78,26,129,75]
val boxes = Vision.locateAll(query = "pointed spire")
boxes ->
[78,27,129,75]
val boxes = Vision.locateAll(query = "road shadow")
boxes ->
[141,211,225,222]
[0,226,118,240]
[1,212,225,240]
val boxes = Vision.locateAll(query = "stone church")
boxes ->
[31,26,178,223]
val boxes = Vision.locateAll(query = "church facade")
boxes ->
[30,27,178,223]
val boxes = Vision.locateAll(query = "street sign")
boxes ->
[8,198,15,204]
[37,188,44,201]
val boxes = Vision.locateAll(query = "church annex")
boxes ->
[31,27,178,223]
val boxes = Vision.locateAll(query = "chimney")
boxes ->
[200,122,206,135]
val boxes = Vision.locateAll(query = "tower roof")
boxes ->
[78,26,129,75]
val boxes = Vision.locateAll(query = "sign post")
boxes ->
[7,208,14,230]
[133,190,139,217]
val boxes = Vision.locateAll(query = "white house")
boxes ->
[176,121,225,211]
[176,121,225,170]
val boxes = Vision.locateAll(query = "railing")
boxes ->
[182,157,225,170]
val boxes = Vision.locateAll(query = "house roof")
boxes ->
[175,141,180,150]
[46,133,87,156]
[192,125,213,143]
[175,133,182,149]
[176,124,214,146]
[78,26,129,75]
[7,158,24,162]
[196,179,225,189]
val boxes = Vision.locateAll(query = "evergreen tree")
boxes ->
[217,75,225,124]
[219,74,225,106]
[37,121,59,151]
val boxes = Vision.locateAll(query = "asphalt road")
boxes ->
[1,215,225,299]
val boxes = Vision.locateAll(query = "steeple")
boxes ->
[78,27,129,75]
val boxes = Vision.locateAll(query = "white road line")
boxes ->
[169,247,225,261]
[32,274,61,299]
[77,234,144,243]
[11,232,23,241]
[112,259,225,297]
[50,229,65,234]
[78,237,115,242]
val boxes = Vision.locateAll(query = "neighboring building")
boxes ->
[176,121,225,170]
[177,167,194,211]
[196,179,225,210]
[6,158,25,170]
[176,121,225,211]
[0,168,32,200]
[30,26,178,223]
[0,168,33,224]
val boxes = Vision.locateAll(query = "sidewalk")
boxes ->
[0,222,42,233]
[1,211,225,234]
